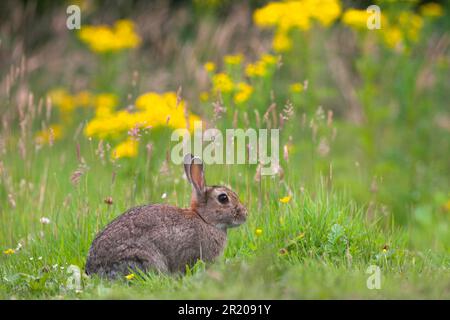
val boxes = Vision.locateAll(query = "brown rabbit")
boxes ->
[85,154,247,278]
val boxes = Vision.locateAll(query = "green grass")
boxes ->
[0,140,448,299]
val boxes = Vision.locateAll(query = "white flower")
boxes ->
[40,217,51,224]
[161,193,167,199]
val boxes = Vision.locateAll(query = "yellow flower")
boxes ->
[204,62,216,72]
[261,54,277,66]
[95,93,118,110]
[3,249,15,255]
[212,73,234,93]
[444,199,450,212]
[342,9,371,30]
[279,195,292,203]
[48,88,75,113]
[125,273,135,280]
[420,3,444,18]
[255,228,263,236]
[297,232,305,240]
[272,30,292,52]
[253,0,341,32]
[85,91,201,139]
[234,82,253,105]
[200,91,209,102]
[224,54,243,65]
[74,91,93,107]
[399,12,423,43]
[289,82,303,93]
[112,139,139,159]
[35,125,63,145]
[310,0,342,27]
[245,63,264,78]
[78,19,141,53]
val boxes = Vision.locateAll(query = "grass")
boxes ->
[0,139,448,299]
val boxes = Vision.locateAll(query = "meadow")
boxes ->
[0,0,449,299]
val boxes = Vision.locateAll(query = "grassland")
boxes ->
[0,1,449,299]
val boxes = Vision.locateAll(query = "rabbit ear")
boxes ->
[184,154,206,202]
[183,153,194,183]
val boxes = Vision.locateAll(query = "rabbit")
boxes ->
[85,154,248,278]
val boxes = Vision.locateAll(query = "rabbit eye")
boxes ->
[218,193,229,204]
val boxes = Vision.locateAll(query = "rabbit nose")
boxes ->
[241,205,248,217]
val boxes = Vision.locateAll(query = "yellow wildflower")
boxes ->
[95,93,118,110]
[273,30,292,52]
[234,82,253,105]
[255,228,263,236]
[112,139,138,159]
[78,19,141,53]
[74,91,93,107]
[420,3,444,18]
[310,0,342,27]
[48,88,75,113]
[35,125,63,145]
[382,27,403,49]
[204,62,216,72]
[85,91,200,139]
[342,9,370,30]
[399,12,423,43]
[253,0,341,31]
[245,63,263,78]
[443,199,450,212]
[261,54,277,66]
[279,195,292,203]
[212,73,234,93]
[3,249,15,255]
[125,273,135,280]
[224,54,243,66]
[290,82,304,93]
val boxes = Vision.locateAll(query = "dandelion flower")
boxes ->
[255,228,263,236]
